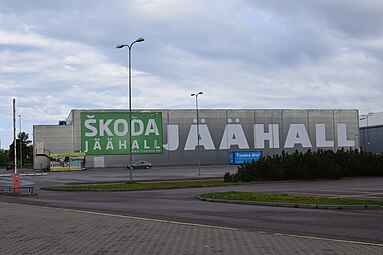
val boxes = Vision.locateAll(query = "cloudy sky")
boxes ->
[1,0,383,148]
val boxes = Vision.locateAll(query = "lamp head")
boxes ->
[116,44,126,49]
[191,92,203,97]
[135,37,145,43]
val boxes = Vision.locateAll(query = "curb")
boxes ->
[0,191,38,197]
[196,196,383,210]
[0,173,47,177]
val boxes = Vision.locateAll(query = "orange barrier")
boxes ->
[12,173,20,193]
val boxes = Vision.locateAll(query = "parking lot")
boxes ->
[1,166,382,254]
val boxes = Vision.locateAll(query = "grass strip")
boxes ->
[41,180,237,191]
[199,191,383,206]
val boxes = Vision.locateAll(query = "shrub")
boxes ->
[225,149,383,182]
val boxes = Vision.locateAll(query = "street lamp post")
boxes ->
[116,37,145,182]
[271,113,279,156]
[13,99,17,174]
[191,92,203,175]
[360,112,374,151]
[18,114,22,169]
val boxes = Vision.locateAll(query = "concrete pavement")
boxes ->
[1,201,382,255]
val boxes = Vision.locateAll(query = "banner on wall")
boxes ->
[229,151,262,165]
[81,112,163,155]
[50,153,86,171]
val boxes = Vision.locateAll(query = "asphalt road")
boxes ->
[1,166,382,245]
[0,165,238,186]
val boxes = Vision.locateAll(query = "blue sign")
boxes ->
[229,151,262,165]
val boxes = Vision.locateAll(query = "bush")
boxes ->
[225,149,383,182]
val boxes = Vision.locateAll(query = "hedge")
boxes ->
[224,149,383,182]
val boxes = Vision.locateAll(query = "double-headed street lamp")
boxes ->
[360,112,374,150]
[116,37,145,182]
[191,92,203,175]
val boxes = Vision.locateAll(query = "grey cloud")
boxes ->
[247,0,383,37]
[1,0,383,147]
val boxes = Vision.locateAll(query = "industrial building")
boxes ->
[360,125,383,153]
[33,109,359,170]
[359,112,383,153]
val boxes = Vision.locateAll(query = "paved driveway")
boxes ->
[1,166,382,254]
[1,201,382,255]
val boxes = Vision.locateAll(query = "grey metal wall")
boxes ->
[33,125,74,169]
[359,125,383,153]
[33,109,359,169]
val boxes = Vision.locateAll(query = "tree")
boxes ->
[8,132,33,167]
[0,149,9,165]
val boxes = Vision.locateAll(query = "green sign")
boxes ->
[81,112,163,155]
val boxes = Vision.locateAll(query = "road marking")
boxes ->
[0,202,238,231]
[58,207,240,231]
[287,191,383,199]
[0,173,47,177]
[264,231,383,247]
[1,201,383,248]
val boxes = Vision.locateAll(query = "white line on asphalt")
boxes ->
[0,202,238,231]
[287,191,383,199]
[58,207,240,231]
[0,173,47,177]
[1,201,383,248]
[263,231,383,248]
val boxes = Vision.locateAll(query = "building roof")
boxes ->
[359,112,383,127]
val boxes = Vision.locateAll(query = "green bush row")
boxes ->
[224,149,383,182]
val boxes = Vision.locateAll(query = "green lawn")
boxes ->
[199,191,383,206]
[42,181,383,206]
[42,179,235,191]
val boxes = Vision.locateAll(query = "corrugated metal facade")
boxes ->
[359,125,383,153]
[33,109,359,169]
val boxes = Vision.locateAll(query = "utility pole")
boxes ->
[19,114,22,169]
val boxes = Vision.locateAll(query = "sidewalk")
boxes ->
[1,202,382,255]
